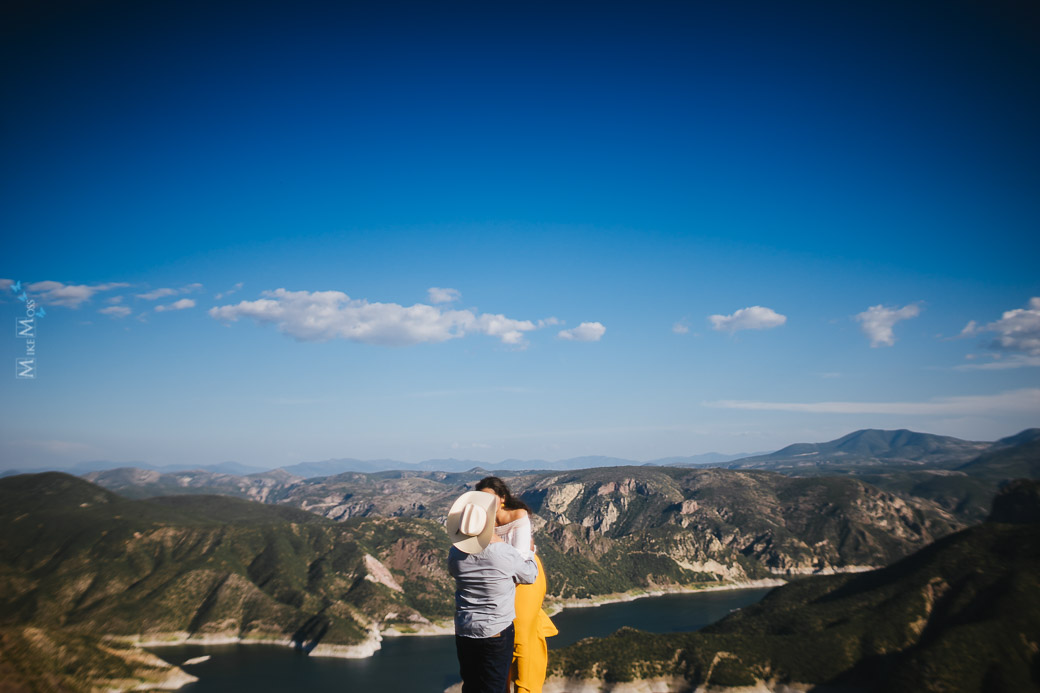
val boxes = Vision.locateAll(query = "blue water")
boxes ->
[155,587,772,693]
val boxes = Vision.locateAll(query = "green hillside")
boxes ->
[0,472,457,692]
[0,625,199,693]
[547,480,1040,692]
[853,432,1040,523]
[958,434,1040,481]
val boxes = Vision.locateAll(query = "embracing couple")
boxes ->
[446,477,559,693]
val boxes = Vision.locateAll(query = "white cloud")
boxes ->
[137,288,178,300]
[709,306,786,333]
[0,279,13,291]
[155,298,196,312]
[953,298,1040,368]
[428,287,461,304]
[209,288,549,346]
[854,303,921,347]
[558,322,606,342]
[673,321,690,335]
[138,283,203,301]
[214,282,244,300]
[704,388,1040,416]
[99,305,132,318]
[474,313,537,345]
[982,297,1040,356]
[955,355,1040,371]
[25,281,129,308]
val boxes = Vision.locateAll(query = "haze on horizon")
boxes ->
[1,0,1038,472]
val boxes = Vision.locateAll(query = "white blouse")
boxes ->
[495,514,535,560]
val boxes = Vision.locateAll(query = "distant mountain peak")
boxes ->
[730,427,993,472]
[995,428,1040,448]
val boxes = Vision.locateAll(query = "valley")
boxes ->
[2,428,1037,692]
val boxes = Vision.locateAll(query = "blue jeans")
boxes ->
[455,624,515,693]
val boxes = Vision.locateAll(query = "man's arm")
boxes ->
[512,550,538,585]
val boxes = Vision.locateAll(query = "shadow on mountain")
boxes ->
[292,611,331,653]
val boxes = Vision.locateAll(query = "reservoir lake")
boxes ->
[155,587,773,693]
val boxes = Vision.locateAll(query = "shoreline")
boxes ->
[381,621,455,637]
[131,567,875,687]
[127,625,386,659]
[110,633,294,649]
[135,577,790,667]
[540,564,881,615]
[542,578,788,616]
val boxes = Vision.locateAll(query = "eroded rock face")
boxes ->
[276,473,456,521]
[503,468,962,595]
[543,481,586,522]
[581,500,621,533]
[363,554,403,593]
[84,465,967,600]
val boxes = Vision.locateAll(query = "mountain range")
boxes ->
[2,427,1037,692]
[75,429,1040,598]
[183,451,765,476]
[0,464,970,692]
[0,459,271,478]
[724,428,1025,471]
[76,462,966,597]
[1,450,769,478]
[546,479,1040,693]
[10,428,1036,480]
[81,428,1040,526]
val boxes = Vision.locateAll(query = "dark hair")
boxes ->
[475,476,532,514]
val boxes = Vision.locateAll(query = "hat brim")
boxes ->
[446,490,498,554]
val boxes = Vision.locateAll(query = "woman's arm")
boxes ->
[510,514,535,559]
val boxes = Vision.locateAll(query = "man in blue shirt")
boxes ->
[447,490,538,693]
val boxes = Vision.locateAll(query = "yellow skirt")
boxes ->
[511,553,558,693]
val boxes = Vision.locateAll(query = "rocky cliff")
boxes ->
[510,467,960,597]
[545,480,1040,693]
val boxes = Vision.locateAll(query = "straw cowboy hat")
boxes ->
[446,490,498,554]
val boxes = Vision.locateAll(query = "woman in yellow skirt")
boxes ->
[477,477,558,693]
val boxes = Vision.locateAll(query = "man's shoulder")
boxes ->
[454,543,519,559]
[484,542,523,559]
[450,543,527,565]
[449,544,509,558]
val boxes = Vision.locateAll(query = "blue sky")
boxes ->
[2,0,1038,470]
